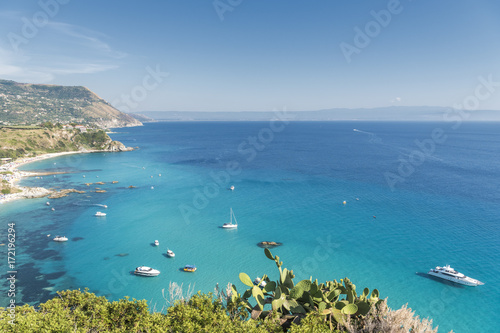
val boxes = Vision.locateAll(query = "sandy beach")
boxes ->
[0,151,95,205]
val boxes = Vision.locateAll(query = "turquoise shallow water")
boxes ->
[1,121,499,332]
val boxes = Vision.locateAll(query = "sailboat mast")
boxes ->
[232,208,237,225]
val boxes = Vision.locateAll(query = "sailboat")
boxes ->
[222,208,238,229]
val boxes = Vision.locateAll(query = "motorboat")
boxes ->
[427,265,484,286]
[154,240,159,246]
[229,185,235,191]
[253,277,267,288]
[53,236,68,242]
[166,249,175,257]
[46,201,50,206]
[222,208,238,229]
[134,266,160,277]
[95,211,106,217]
[184,265,196,272]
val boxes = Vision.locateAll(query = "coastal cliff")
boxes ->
[0,125,132,160]
[0,124,134,199]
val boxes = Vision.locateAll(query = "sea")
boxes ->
[1,121,499,332]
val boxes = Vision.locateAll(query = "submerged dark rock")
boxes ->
[257,241,283,248]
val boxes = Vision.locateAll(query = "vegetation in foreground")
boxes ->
[0,250,449,332]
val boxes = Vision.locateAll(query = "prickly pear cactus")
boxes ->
[234,248,383,329]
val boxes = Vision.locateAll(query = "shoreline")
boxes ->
[0,150,107,205]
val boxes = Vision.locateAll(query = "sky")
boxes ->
[1,0,500,112]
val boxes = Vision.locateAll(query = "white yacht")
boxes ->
[154,240,159,246]
[53,236,68,242]
[166,249,175,257]
[428,265,484,286]
[222,208,238,229]
[95,211,106,217]
[134,266,160,277]
[253,277,267,288]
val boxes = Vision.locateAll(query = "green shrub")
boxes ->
[165,292,281,333]
[0,289,168,333]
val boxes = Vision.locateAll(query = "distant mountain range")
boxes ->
[2,78,498,124]
[128,113,157,123]
[136,107,500,121]
[0,79,142,128]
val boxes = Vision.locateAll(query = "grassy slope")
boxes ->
[0,79,141,127]
[0,127,78,156]
[0,127,116,193]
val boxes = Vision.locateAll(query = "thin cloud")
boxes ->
[0,43,119,83]
[0,16,125,83]
[47,63,119,75]
[47,22,127,59]
[0,64,54,83]
[0,46,52,82]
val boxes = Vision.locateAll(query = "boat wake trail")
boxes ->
[353,128,383,144]
[73,201,108,208]
[353,128,444,162]
[353,128,374,135]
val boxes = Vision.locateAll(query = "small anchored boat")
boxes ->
[95,211,106,217]
[53,236,68,242]
[183,265,197,272]
[253,277,267,288]
[222,208,238,229]
[166,249,175,257]
[154,240,159,246]
[134,266,160,277]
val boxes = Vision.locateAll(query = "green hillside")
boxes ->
[0,124,130,160]
[0,79,142,128]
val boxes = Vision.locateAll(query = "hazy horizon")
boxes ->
[134,106,500,122]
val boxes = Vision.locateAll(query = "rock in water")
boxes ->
[257,241,283,248]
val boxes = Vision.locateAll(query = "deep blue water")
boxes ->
[1,121,499,332]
